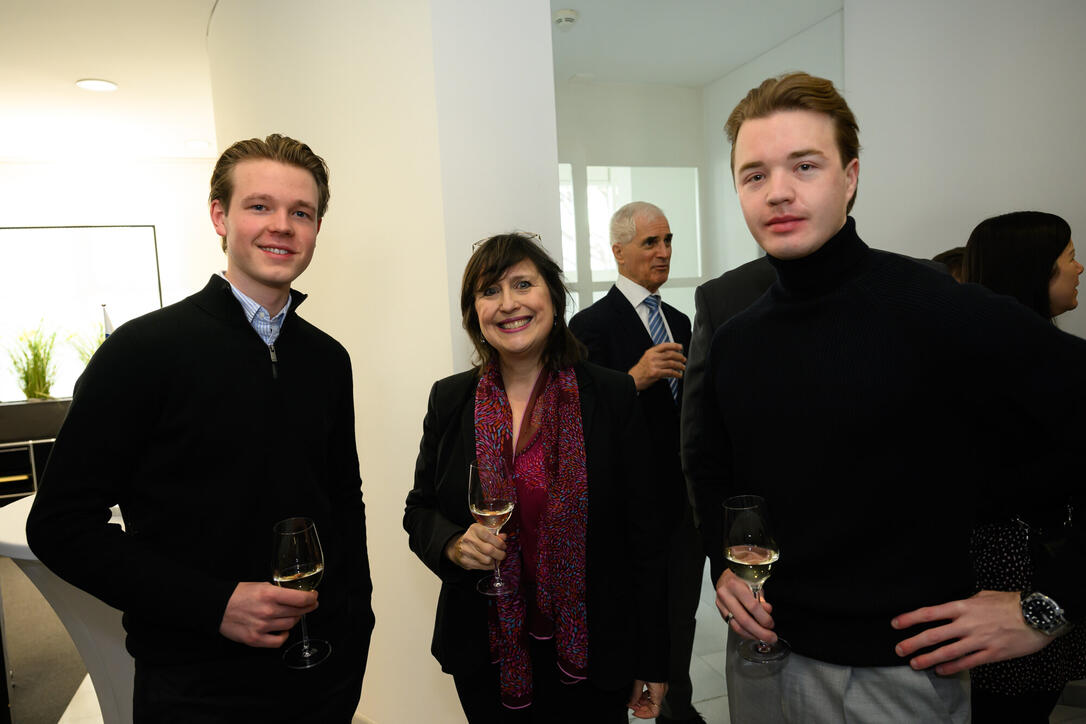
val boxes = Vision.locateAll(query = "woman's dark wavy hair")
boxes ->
[963,211,1071,319]
[460,233,584,373]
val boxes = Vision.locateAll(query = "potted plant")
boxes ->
[69,322,105,366]
[8,324,57,399]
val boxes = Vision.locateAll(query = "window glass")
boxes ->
[660,285,696,322]
[586,166,700,282]
[0,225,161,400]
[558,163,577,279]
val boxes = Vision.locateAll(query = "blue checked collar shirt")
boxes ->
[219,272,292,345]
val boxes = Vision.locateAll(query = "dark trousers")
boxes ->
[660,499,707,721]
[971,686,1063,723]
[133,644,365,724]
[452,637,629,724]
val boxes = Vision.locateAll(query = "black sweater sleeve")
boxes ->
[26,324,237,634]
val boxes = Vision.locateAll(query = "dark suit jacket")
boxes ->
[403,362,669,690]
[568,285,692,527]
[679,257,776,527]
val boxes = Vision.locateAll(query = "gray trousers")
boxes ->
[725,629,970,723]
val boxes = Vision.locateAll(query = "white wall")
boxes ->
[844,0,1086,338]
[431,1,562,371]
[700,12,843,277]
[0,158,218,308]
[208,1,559,722]
[556,81,704,168]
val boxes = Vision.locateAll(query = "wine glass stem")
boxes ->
[299,613,313,655]
[489,526,504,588]
[748,583,772,651]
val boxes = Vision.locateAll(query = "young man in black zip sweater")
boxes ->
[28,134,374,722]
[689,73,1086,723]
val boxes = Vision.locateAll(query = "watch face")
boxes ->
[1023,593,1066,634]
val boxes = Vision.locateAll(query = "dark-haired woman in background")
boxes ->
[404,233,668,722]
[965,211,1082,317]
[963,210,1085,722]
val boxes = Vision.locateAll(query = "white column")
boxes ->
[207,1,559,721]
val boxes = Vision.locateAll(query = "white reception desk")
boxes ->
[0,494,133,723]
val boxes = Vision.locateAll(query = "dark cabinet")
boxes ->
[0,399,70,503]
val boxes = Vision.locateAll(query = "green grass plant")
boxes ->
[69,322,106,365]
[8,324,57,399]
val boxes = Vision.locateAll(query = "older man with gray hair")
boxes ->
[570,201,705,723]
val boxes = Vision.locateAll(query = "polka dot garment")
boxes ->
[971,522,1086,695]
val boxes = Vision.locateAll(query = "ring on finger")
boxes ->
[724,612,735,624]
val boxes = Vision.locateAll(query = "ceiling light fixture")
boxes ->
[553,9,578,31]
[75,78,118,92]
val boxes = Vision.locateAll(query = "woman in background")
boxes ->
[932,245,966,282]
[963,210,1084,722]
[404,233,668,723]
[965,211,1081,318]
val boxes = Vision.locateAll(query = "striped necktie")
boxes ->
[642,294,679,404]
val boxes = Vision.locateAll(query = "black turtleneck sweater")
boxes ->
[691,217,1086,667]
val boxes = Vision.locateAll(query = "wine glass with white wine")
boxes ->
[272,516,331,668]
[467,461,516,597]
[723,494,789,663]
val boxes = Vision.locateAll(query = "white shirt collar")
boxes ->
[614,273,657,310]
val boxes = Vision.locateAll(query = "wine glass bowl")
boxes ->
[468,462,516,597]
[723,495,789,663]
[273,516,331,668]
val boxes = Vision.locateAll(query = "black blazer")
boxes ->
[679,257,776,528]
[403,362,669,690]
[569,285,692,527]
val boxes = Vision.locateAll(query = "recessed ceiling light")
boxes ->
[75,78,118,92]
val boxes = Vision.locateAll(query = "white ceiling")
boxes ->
[550,0,842,86]
[0,0,841,161]
[0,0,218,161]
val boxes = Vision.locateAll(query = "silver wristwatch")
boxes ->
[1021,591,1072,636]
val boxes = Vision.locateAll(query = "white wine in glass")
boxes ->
[273,517,331,668]
[468,462,516,597]
[723,495,789,663]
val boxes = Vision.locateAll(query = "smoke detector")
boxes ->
[553,9,579,31]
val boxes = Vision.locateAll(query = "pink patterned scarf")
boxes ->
[474,362,589,708]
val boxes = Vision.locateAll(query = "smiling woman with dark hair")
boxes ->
[404,233,669,722]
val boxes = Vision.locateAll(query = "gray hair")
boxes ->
[610,201,666,246]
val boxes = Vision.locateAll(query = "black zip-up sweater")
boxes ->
[27,276,374,669]
[691,218,1086,666]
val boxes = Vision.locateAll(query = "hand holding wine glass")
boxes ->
[273,516,331,668]
[217,581,317,648]
[723,494,789,663]
[467,461,516,597]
